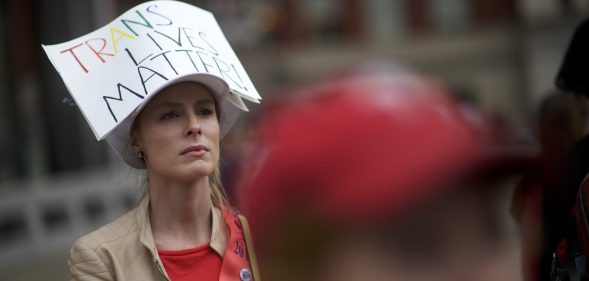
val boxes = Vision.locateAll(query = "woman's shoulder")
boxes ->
[68,207,143,280]
[75,207,141,248]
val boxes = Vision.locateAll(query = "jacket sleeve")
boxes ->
[68,239,113,281]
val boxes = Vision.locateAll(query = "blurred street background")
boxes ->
[0,0,588,280]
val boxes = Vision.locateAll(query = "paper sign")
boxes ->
[42,0,261,140]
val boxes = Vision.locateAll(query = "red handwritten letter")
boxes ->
[85,38,114,63]
[60,43,88,73]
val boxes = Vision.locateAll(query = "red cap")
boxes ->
[237,70,496,238]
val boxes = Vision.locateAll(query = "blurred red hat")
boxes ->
[237,67,517,237]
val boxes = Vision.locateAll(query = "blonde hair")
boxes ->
[209,165,230,209]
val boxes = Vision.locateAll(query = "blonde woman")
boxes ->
[67,77,257,281]
[42,2,260,281]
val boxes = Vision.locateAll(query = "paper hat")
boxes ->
[42,1,261,168]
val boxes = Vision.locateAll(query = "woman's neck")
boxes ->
[148,175,213,251]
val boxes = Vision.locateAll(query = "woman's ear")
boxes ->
[130,130,141,154]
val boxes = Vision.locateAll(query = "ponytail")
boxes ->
[209,165,230,209]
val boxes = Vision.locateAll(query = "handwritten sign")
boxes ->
[42,1,260,140]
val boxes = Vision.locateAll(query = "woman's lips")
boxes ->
[181,145,210,156]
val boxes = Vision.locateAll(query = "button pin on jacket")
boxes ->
[240,268,252,281]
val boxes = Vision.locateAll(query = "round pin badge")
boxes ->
[240,268,252,281]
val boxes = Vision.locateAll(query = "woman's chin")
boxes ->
[178,163,214,180]
[147,160,215,181]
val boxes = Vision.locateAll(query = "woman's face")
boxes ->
[132,82,220,182]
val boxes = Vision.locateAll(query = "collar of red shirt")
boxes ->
[135,195,229,260]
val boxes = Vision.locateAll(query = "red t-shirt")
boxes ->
[158,244,222,281]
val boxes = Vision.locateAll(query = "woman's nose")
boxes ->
[184,112,201,136]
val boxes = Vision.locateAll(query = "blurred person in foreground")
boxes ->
[237,64,528,281]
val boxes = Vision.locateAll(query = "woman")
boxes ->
[68,76,259,281]
[41,2,261,280]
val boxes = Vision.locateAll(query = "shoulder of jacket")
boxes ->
[72,207,140,251]
[68,208,142,280]
[236,213,248,224]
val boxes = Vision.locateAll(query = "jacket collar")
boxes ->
[136,195,229,258]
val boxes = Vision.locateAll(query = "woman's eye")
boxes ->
[198,108,214,117]
[161,111,180,120]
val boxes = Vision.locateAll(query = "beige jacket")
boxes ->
[68,196,230,281]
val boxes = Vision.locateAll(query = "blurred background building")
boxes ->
[0,0,587,280]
